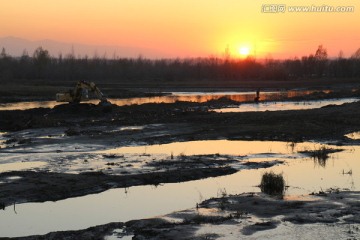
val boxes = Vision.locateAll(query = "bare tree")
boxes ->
[315,45,327,61]
[314,45,328,77]
[33,47,51,79]
[351,48,360,59]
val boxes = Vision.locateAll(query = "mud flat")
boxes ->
[124,190,360,240]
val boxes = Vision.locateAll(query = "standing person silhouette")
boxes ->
[254,88,260,103]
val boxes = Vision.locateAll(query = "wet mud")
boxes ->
[123,190,360,239]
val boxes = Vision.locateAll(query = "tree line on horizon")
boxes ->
[0,45,360,83]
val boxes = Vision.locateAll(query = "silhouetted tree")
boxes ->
[18,49,32,79]
[0,47,14,81]
[301,55,316,77]
[284,58,302,79]
[314,45,328,61]
[0,47,7,58]
[33,47,51,79]
[338,50,344,59]
[350,48,360,77]
[351,48,360,59]
[314,45,328,77]
[0,45,359,83]
[224,45,231,61]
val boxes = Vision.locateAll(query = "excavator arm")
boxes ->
[56,81,110,105]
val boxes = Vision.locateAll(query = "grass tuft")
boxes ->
[300,146,343,167]
[259,171,286,197]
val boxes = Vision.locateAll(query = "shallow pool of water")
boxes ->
[345,131,360,140]
[0,132,7,148]
[215,98,359,113]
[100,140,326,156]
[0,140,358,237]
[0,161,47,172]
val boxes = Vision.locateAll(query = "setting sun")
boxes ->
[239,46,251,57]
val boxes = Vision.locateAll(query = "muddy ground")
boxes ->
[1,84,360,239]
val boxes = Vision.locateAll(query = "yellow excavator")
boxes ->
[56,81,110,105]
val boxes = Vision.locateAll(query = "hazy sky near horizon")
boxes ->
[0,0,359,58]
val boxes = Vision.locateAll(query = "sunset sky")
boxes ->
[0,0,359,59]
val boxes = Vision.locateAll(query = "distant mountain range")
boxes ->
[0,36,169,59]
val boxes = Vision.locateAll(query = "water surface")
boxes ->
[345,131,360,140]
[0,140,358,237]
[215,98,358,112]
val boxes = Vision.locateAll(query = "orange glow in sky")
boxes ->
[0,0,359,58]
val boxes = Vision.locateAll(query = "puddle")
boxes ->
[195,220,354,240]
[0,161,47,172]
[0,90,343,111]
[345,131,360,140]
[0,140,5,149]
[100,140,342,162]
[0,176,22,184]
[5,176,22,180]
[37,134,66,139]
[0,143,105,154]
[0,132,7,148]
[100,140,324,156]
[105,228,133,240]
[284,195,320,201]
[0,125,160,154]
[2,128,67,142]
[1,140,358,237]
[0,140,300,175]
[116,126,144,131]
[2,126,144,144]
[0,100,61,111]
[214,98,359,113]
